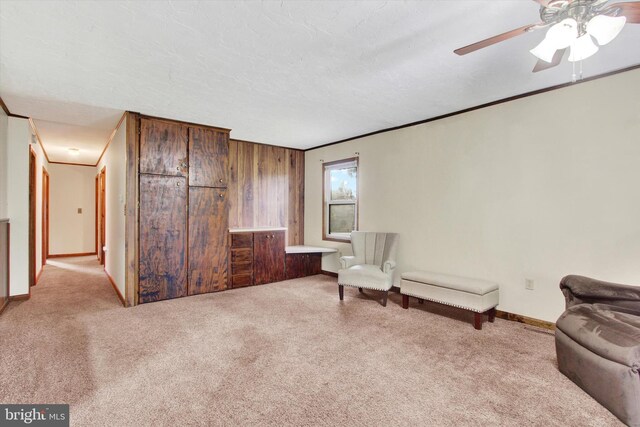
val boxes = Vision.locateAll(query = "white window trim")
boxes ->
[323,158,358,242]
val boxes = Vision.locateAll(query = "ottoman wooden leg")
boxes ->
[488,307,496,323]
[474,312,483,330]
[381,291,388,307]
[339,285,344,301]
[402,294,409,309]
[358,287,363,293]
[418,298,424,304]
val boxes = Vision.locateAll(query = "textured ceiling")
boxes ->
[1,0,639,155]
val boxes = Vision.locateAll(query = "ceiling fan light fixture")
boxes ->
[587,14,626,45]
[568,34,599,62]
[530,38,558,63]
[546,18,578,49]
[68,148,80,156]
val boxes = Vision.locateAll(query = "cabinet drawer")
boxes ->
[232,262,253,275]
[231,233,253,248]
[231,248,252,263]
[232,274,253,288]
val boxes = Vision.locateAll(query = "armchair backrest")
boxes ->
[350,231,398,268]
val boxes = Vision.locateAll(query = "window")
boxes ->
[323,158,358,241]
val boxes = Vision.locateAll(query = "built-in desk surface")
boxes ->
[229,227,287,233]
[285,245,338,254]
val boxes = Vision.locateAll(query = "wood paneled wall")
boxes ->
[228,140,304,246]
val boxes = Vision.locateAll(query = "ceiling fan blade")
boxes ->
[605,2,640,23]
[532,48,566,73]
[454,23,540,55]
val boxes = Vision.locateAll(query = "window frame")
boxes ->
[322,157,359,242]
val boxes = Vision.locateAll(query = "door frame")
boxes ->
[95,174,98,257]
[29,147,37,287]
[99,166,106,266]
[41,167,49,266]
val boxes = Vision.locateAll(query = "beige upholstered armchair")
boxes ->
[338,231,399,307]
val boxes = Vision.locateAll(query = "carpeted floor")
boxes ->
[0,256,621,426]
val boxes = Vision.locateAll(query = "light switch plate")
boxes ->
[77,208,82,214]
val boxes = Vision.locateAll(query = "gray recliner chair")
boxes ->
[556,275,640,426]
[338,231,398,307]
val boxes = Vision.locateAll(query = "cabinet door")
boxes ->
[189,127,229,187]
[188,187,228,295]
[139,174,187,303]
[285,253,305,280]
[140,118,188,176]
[254,231,285,285]
[307,253,322,275]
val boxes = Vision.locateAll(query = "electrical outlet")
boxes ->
[525,279,534,290]
[77,208,82,214]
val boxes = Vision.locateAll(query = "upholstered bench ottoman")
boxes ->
[400,271,500,330]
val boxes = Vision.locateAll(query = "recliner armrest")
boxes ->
[560,275,640,309]
[383,260,396,274]
[340,256,358,269]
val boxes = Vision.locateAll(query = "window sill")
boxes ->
[323,235,351,243]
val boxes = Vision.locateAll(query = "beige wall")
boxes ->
[7,117,48,296]
[96,118,126,297]
[305,69,640,323]
[0,108,7,219]
[49,164,95,255]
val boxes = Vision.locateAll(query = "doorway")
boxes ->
[42,168,50,266]
[99,167,106,266]
[29,147,36,287]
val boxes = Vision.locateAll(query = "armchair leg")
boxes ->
[381,291,388,307]
[339,285,344,301]
[358,287,363,293]
[402,294,409,309]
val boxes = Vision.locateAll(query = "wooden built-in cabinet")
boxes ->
[128,114,306,306]
[230,230,285,288]
[285,253,322,280]
[138,117,229,304]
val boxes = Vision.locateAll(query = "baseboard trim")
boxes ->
[321,270,338,278]
[48,252,97,259]
[495,310,555,330]
[10,293,30,301]
[105,270,125,307]
[0,299,9,315]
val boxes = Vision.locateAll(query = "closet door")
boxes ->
[188,187,228,295]
[189,127,229,187]
[139,174,188,303]
[140,118,188,176]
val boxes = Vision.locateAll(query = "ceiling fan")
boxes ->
[454,0,640,73]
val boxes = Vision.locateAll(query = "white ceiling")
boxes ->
[1,0,639,155]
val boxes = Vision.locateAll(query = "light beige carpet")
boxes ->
[0,256,621,426]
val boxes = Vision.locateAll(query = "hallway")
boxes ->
[0,256,121,415]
